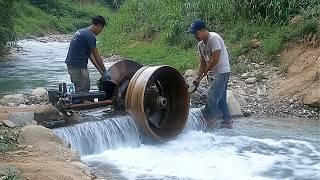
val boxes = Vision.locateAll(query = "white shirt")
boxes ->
[197,32,231,76]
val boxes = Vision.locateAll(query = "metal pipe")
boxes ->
[63,100,113,110]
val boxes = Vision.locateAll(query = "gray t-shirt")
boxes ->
[198,32,230,76]
[65,28,96,68]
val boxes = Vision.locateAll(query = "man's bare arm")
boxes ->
[91,48,106,75]
[205,50,221,73]
[90,53,103,74]
[196,55,207,80]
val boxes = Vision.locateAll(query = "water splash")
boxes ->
[184,108,207,132]
[54,116,141,155]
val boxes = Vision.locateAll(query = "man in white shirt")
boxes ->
[188,19,233,129]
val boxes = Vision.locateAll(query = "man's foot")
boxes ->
[220,120,233,129]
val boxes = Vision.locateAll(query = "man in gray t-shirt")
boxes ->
[188,20,233,129]
[65,15,107,93]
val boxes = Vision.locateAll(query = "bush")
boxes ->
[0,0,15,56]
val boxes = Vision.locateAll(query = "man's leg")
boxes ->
[202,74,226,120]
[217,73,232,128]
[67,65,82,93]
[79,68,90,92]
[67,66,90,93]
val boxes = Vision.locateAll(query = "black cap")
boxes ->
[187,19,206,34]
[92,15,106,27]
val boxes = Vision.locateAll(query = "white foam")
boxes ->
[83,131,320,180]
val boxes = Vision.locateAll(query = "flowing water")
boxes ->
[2,40,320,180]
[54,109,320,180]
[0,40,101,97]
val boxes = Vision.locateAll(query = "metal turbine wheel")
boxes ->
[125,66,190,142]
[98,60,142,109]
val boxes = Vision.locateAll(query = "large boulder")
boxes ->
[18,125,63,145]
[31,87,48,103]
[303,89,320,108]
[232,92,247,107]
[0,94,28,106]
[9,112,35,127]
[227,90,244,117]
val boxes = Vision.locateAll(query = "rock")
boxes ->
[2,120,16,128]
[241,73,250,79]
[289,99,294,104]
[190,92,202,103]
[254,64,260,68]
[31,87,48,103]
[0,122,3,126]
[18,125,63,145]
[0,94,28,106]
[243,109,252,117]
[70,161,94,177]
[251,39,262,49]
[31,87,47,97]
[227,90,243,117]
[245,77,257,84]
[26,120,37,125]
[18,104,28,107]
[232,92,247,107]
[303,89,320,108]
[184,69,196,78]
[9,112,34,127]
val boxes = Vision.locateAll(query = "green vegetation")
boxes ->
[0,0,111,56]
[0,126,18,153]
[0,0,15,55]
[14,0,111,38]
[100,0,320,72]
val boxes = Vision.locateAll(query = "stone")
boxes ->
[232,92,247,107]
[241,73,250,79]
[184,69,196,78]
[18,104,28,107]
[243,109,252,117]
[289,99,294,104]
[227,90,243,117]
[70,161,93,177]
[26,120,37,126]
[245,77,257,84]
[31,87,47,97]
[251,39,262,49]
[9,112,34,127]
[190,92,202,103]
[0,94,28,106]
[3,120,16,128]
[31,87,48,103]
[303,89,320,108]
[18,125,63,145]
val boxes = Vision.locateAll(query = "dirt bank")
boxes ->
[273,44,320,107]
[0,125,96,180]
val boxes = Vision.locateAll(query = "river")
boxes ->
[1,40,319,180]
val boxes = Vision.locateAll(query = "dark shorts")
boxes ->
[67,65,90,93]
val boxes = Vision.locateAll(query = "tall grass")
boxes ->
[0,0,15,56]
[13,0,111,38]
[100,0,320,72]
